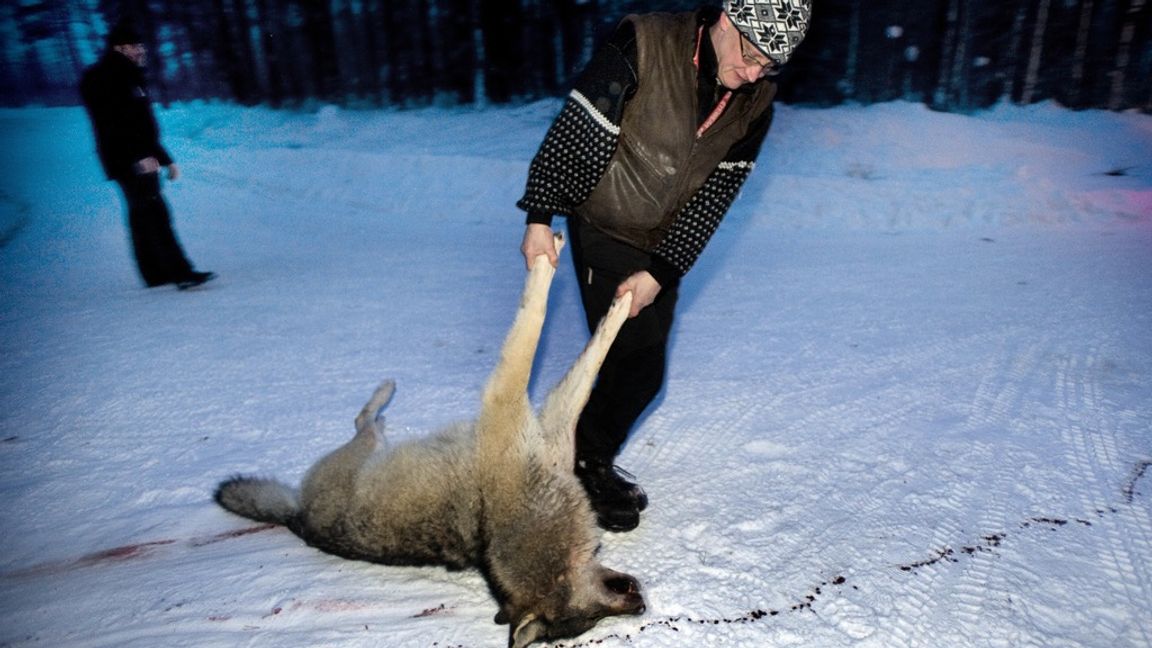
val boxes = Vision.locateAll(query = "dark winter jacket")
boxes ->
[517,7,775,287]
[80,51,172,180]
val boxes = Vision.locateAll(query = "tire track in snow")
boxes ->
[882,332,1150,646]
[783,329,1016,645]
[553,460,1151,648]
[933,336,1055,642]
[963,335,1044,428]
[1053,339,1152,646]
[892,460,1152,648]
[636,325,996,646]
[619,318,1150,646]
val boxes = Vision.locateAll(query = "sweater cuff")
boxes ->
[525,210,554,227]
[647,255,682,289]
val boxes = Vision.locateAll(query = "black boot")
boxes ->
[575,460,648,532]
[176,271,216,290]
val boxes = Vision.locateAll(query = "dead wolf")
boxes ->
[215,234,645,647]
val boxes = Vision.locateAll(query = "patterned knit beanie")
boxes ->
[724,0,812,66]
[107,19,144,47]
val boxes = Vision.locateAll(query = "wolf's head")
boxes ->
[499,564,645,648]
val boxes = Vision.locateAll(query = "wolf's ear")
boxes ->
[509,613,547,648]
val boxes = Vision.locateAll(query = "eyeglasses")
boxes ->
[739,35,780,78]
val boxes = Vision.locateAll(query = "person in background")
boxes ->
[80,19,215,290]
[517,0,811,532]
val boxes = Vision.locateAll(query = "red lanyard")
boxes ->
[694,26,732,138]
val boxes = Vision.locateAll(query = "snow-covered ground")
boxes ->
[0,99,1150,647]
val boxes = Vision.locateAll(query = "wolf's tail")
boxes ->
[214,476,299,526]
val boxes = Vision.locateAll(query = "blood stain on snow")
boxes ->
[1,524,278,579]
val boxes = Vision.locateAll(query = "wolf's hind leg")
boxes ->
[538,290,633,460]
[476,235,565,463]
[480,234,566,409]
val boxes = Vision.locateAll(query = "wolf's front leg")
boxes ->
[537,290,633,460]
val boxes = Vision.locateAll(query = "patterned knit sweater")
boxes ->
[517,7,774,287]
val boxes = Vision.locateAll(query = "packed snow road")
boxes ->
[1,101,1150,647]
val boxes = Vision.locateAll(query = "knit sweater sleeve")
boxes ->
[648,103,775,285]
[517,24,638,226]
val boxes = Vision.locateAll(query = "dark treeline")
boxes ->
[2,0,1149,113]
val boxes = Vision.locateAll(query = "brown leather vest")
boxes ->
[574,12,776,251]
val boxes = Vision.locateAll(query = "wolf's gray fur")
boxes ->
[215,235,644,647]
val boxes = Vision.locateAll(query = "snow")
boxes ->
[1,99,1150,648]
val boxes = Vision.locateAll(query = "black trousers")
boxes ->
[115,173,193,287]
[568,219,679,465]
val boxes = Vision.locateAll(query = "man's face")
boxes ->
[113,43,147,67]
[715,16,777,90]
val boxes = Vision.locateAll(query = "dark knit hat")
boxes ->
[724,0,811,66]
[106,20,143,47]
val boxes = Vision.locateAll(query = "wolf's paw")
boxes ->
[597,291,633,334]
[608,291,633,321]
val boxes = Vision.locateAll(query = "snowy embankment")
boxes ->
[0,100,1150,647]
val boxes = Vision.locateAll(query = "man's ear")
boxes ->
[716,10,733,32]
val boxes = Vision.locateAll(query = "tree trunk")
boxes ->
[1070,0,1095,107]
[934,0,960,107]
[952,0,972,109]
[1021,0,1052,105]
[1108,0,1145,109]
[843,0,860,100]
[480,0,520,103]
[303,0,340,102]
[211,0,249,103]
[253,0,283,107]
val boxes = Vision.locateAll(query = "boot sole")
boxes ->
[596,508,640,533]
